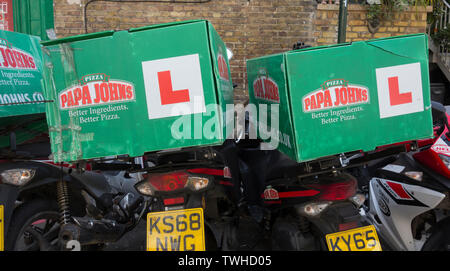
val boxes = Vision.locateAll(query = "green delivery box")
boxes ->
[41,20,234,163]
[247,34,433,163]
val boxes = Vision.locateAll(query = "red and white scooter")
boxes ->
[360,102,450,251]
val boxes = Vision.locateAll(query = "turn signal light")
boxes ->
[0,168,35,186]
[404,171,423,181]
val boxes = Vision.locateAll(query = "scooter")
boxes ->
[135,106,378,251]
[236,138,371,251]
[353,101,450,251]
[0,126,147,251]
[134,140,259,251]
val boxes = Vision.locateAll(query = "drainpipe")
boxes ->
[337,0,348,43]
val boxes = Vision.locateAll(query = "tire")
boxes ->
[5,198,60,251]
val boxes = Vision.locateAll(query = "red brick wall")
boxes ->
[315,4,431,45]
[53,1,431,102]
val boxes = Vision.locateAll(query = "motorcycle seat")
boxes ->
[241,148,299,182]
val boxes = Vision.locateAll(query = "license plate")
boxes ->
[0,205,3,251]
[146,208,205,251]
[326,225,382,251]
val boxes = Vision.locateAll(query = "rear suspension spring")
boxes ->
[298,216,310,233]
[57,165,71,225]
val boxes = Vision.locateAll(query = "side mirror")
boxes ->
[431,101,446,120]
[431,101,450,131]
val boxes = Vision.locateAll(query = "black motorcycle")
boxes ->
[135,133,371,251]
[134,140,258,251]
[0,129,146,251]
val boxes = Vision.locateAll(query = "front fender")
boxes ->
[0,184,19,237]
[305,201,362,236]
[0,176,68,236]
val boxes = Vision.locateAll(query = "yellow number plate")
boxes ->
[147,208,205,251]
[326,225,382,251]
[0,205,3,251]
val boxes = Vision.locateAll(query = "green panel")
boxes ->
[207,24,234,139]
[42,20,233,163]
[247,34,433,163]
[13,0,54,41]
[247,53,297,160]
[0,29,45,118]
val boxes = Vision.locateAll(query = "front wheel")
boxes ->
[6,199,61,251]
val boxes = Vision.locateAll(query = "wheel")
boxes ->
[5,199,60,251]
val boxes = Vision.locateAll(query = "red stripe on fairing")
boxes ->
[278,190,320,198]
[386,181,411,199]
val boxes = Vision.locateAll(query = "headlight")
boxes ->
[439,154,450,170]
[0,168,36,186]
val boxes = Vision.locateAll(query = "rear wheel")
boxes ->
[6,199,60,251]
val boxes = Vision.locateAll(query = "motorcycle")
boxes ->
[0,126,147,251]
[352,101,450,251]
[134,140,259,251]
[134,101,378,251]
[235,138,372,251]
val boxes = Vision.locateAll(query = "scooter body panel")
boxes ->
[368,176,445,250]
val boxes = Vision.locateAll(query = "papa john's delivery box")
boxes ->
[0,30,45,118]
[0,30,48,149]
[41,20,234,163]
[247,33,433,163]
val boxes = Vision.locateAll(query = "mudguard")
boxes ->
[0,184,19,236]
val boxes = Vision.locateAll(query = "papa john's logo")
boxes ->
[302,79,369,113]
[0,38,37,70]
[217,51,230,81]
[58,73,135,110]
[253,69,280,103]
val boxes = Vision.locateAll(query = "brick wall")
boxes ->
[315,4,431,46]
[53,1,432,103]
[54,0,317,103]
